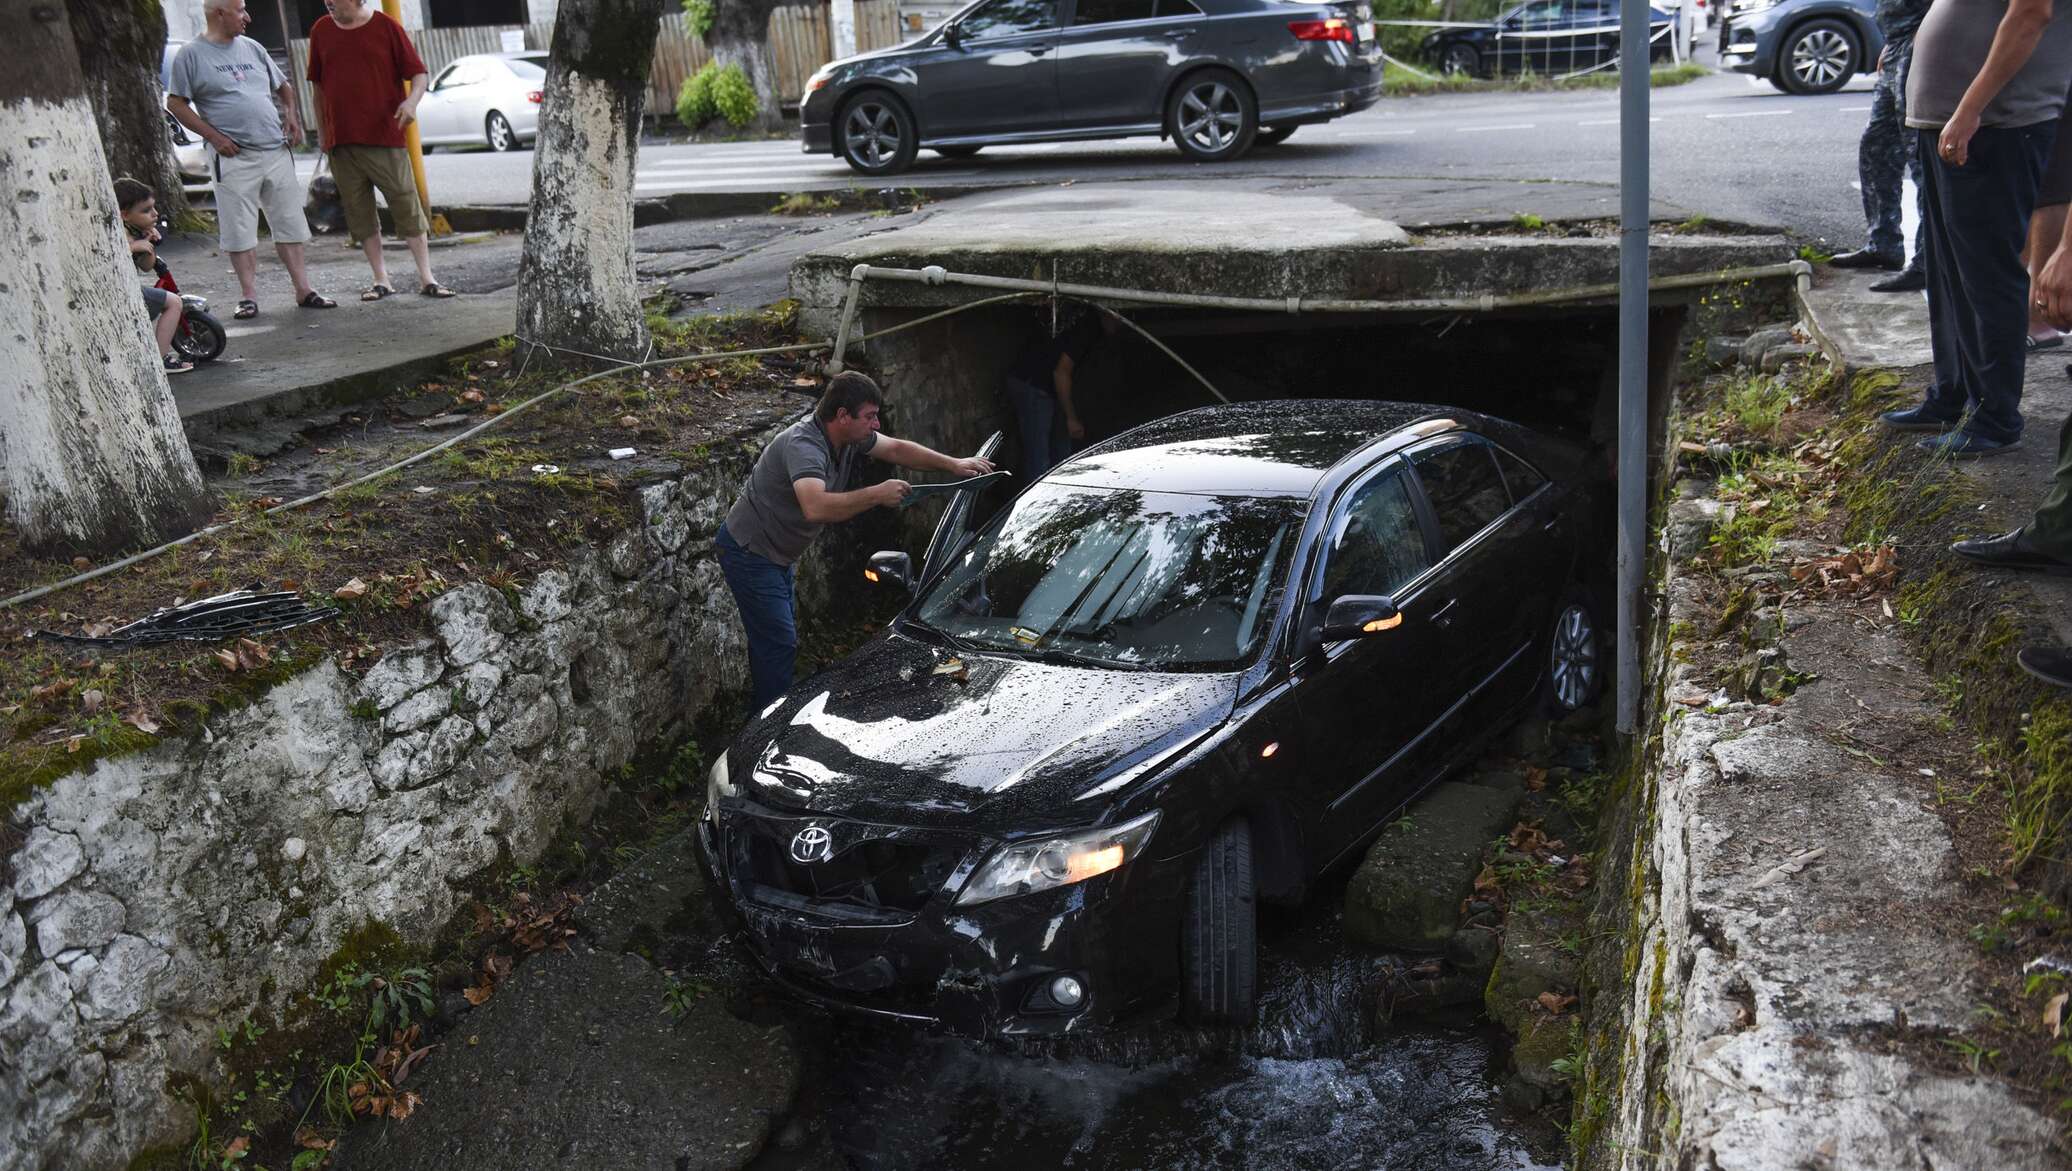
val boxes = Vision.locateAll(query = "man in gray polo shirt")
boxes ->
[1879,0,2072,457]
[167,0,334,318]
[716,371,995,708]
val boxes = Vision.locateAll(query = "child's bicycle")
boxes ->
[151,254,226,364]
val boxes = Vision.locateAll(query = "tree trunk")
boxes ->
[0,0,213,558]
[709,0,789,135]
[515,0,669,366]
[69,0,189,219]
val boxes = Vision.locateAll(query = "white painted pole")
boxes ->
[832,0,858,59]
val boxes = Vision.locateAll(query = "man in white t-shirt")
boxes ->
[167,0,335,318]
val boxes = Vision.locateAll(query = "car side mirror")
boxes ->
[1317,594,1402,643]
[943,22,964,45]
[866,550,914,592]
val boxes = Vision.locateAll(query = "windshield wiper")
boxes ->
[898,615,979,658]
[1017,645,1153,672]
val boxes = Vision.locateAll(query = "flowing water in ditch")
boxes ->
[762,890,1566,1170]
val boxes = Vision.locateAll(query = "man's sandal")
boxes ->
[299,291,337,309]
[361,284,397,302]
[233,300,258,320]
[419,282,457,298]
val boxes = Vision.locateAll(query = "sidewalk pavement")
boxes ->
[1799,268,2072,646]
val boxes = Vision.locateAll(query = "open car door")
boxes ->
[918,431,1004,583]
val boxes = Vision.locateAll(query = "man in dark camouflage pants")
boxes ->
[1831,0,1935,290]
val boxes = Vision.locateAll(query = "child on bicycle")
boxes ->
[114,177,191,375]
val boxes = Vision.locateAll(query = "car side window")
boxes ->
[1153,0,1200,15]
[960,0,1059,38]
[1490,444,1547,504]
[1321,470,1432,602]
[1410,441,1510,553]
[431,63,462,90]
[1075,0,1154,23]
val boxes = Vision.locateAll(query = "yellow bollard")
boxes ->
[380,0,449,236]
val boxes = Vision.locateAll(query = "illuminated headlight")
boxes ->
[705,751,735,820]
[1730,0,1776,12]
[956,812,1159,905]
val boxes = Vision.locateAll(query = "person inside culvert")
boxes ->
[715,372,995,710]
[1004,306,1122,479]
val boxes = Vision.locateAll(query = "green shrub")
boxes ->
[681,0,714,38]
[676,63,760,130]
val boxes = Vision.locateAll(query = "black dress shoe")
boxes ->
[2018,646,2072,689]
[1830,248,1905,271]
[1951,528,2072,574]
[1869,268,1926,293]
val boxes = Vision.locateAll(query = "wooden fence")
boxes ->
[285,3,907,135]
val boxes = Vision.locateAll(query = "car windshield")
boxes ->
[912,484,1305,670]
[507,56,548,80]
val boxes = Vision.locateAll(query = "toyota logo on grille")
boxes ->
[789,826,834,864]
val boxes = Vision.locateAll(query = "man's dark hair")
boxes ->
[113,177,154,212]
[816,371,884,424]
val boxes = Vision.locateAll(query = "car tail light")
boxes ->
[527,90,543,104]
[1288,18,1355,42]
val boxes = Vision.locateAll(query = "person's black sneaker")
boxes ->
[2018,645,2072,689]
[1952,528,2072,574]
[1869,268,1926,292]
[1879,404,1960,431]
[1829,248,1905,271]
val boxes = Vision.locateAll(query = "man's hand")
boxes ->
[211,133,241,157]
[1876,45,1886,72]
[1939,108,1982,167]
[1065,416,1087,443]
[870,480,912,508]
[394,98,419,128]
[287,119,306,148]
[2037,248,2072,330]
[950,456,996,478]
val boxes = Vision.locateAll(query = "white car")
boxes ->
[416,52,548,152]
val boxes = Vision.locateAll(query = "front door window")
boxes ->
[960,0,1058,38]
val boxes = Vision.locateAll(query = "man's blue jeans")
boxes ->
[716,525,797,710]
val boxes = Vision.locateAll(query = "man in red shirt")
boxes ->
[305,0,455,301]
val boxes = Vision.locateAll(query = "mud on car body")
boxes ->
[697,400,1604,1036]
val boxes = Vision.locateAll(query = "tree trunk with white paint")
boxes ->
[710,0,789,135]
[515,0,668,366]
[0,0,212,559]
[70,0,190,220]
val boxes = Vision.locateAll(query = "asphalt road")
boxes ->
[274,59,1886,251]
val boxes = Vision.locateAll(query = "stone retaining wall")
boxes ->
[0,413,849,1170]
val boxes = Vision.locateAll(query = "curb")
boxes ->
[434,183,1000,231]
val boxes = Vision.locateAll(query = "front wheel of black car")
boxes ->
[1542,591,1604,715]
[839,91,918,176]
[1181,818,1257,1025]
[1441,43,1481,78]
[1776,19,1857,96]
[1168,70,1256,163]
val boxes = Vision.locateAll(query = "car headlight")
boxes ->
[705,751,735,819]
[1731,0,1776,13]
[803,64,838,97]
[956,811,1160,906]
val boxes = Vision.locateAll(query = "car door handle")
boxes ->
[1431,598,1460,627]
[1163,27,1197,38]
[1026,43,1052,56]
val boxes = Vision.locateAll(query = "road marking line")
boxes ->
[1837,105,1870,112]
[1705,109,1793,119]
[1574,117,1661,125]
[1457,123,1534,133]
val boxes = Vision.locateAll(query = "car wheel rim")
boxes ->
[845,103,901,168]
[1792,29,1846,88]
[1444,49,1472,75]
[1179,82,1242,154]
[1550,604,1597,710]
[489,116,511,150]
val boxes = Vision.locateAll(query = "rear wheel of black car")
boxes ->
[1542,591,1603,715]
[1441,43,1481,78]
[1775,19,1857,96]
[1181,818,1256,1025]
[1255,125,1297,146]
[839,91,918,176]
[932,144,983,159]
[1168,70,1256,163]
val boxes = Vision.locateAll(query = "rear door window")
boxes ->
[1410,441,1510,553]
[1490,444,1547,504]
[1074,0,1154,23]
[1321,468,1432,601]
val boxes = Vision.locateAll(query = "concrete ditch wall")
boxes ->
[0,413,851,1171]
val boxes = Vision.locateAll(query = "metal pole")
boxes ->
[1616,0,1649,735]
[380,0,433,225]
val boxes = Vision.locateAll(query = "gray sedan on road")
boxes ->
[799,0,1384,175]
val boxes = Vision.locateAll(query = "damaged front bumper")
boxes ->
[696,804,1183,1037]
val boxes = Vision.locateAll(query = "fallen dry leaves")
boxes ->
[1787,545,1898,599]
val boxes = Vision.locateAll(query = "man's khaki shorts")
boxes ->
[212,144,313,253]
[329,144,431,244]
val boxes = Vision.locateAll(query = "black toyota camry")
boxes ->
[697,400,1603,1036]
